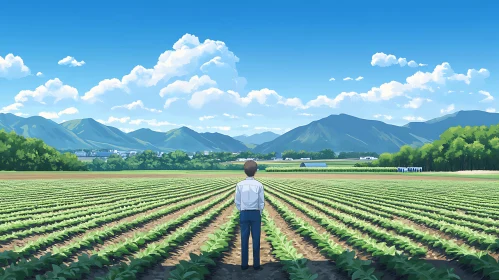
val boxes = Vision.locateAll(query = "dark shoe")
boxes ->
[253,266,263,271]
[241,266,249,270]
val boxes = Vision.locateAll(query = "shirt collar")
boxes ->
[246,177,255,180]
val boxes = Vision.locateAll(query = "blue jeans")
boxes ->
[240,210,261,268]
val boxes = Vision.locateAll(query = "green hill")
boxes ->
[0,114,92,150]
[129,126,248,152]
[234,131,280,145]
[253,113,429,154]
[403,110,499,140]
[253,111,499,153]
[60,119,156,150]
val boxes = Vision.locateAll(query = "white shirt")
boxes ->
[235,177,265,214]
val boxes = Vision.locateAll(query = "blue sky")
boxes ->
[1,0,497,136]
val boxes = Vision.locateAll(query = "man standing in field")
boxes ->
[235,160,264,271]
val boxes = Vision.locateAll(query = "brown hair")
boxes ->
[243,160,258,177]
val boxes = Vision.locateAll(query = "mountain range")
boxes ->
[0,110,498,153]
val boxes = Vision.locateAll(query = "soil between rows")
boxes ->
[209,222,286,280]
[0,189,226,254]
[82,199,232,279]
[71,195,229,263]
[269,188,483,280]
[264,203,348,280]
[138,205,236,280]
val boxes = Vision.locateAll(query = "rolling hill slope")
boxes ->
[253,114,429,153]
[0,114,92,150]
[234,131,280,145]
[129,127,248,152]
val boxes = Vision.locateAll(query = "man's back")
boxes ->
[235,177,264,213]
[235,160,264,271]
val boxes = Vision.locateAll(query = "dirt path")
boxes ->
[138,205,236,280]
[209,224,286,279]
[0,190,223,255]
[270,194,367,260]
[67,196,224,264]
[265,203,347,280]
[84,199,231,279]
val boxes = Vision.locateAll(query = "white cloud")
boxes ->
[111,100,162,113]
[254,127,282,132]
[329,77,335,81]
[355,76,364,81]
[305,92,358,108]
[0,53,30,79]
[246,113,263,117]
[15,78,78,103]
[402,97,432,109]
[188,87,225,109]
[343,77,353,81]
[58,107,79,116]
[227,88,305,109]
[38,107,79,119]
[14,112,29,117]
[119,128,134,133]
[419,63,428,67]
[199,115,215,121]
[241,124,249,128]
[478,90,494,102]
[447,90,455,93]
[38,112,60,119]
[403,116,425,121]
[58,56,85,67]
[298,113,313,116]
[97,116,131,124]
[205,126,231,131]
[448,69,490,85]
[159,75,216,97]
[373,114,393,120]
[91,33,243,96]
[164,97,179,108]
[371,52,425,68]
[408,60,418,67]
[36,72,43,77]
[81,78,127,103]
[223,113,238,119]
[0,103,24,113]
[486,108,496,113]
[129,118,177,127]
[440,104,455,114]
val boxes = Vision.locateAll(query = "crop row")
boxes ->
[0,184,231,267]
[281,180,499,238]
[264,193,382,279]
[0,181,219,228]
[302,180,499,226]
[265,167,397,172]
[167,208,239,280]
[264,189,461,279]
[1,192,233,279]
[265,181,499,279]
[261,209,318,279]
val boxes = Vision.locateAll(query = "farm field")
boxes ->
[1,177,499,279]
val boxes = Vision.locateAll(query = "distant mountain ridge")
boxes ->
[234,131,280,145]
[253,110,499,153]
[0,110,498,153]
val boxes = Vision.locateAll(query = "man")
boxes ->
[234,160,264,271]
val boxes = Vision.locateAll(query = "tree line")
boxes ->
[0,131,86,171]
[356,124,499,171]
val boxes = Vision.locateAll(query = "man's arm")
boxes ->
[259,184,265,215]
[235,184,241,211]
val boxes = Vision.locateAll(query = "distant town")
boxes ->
[70,149,378,162]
